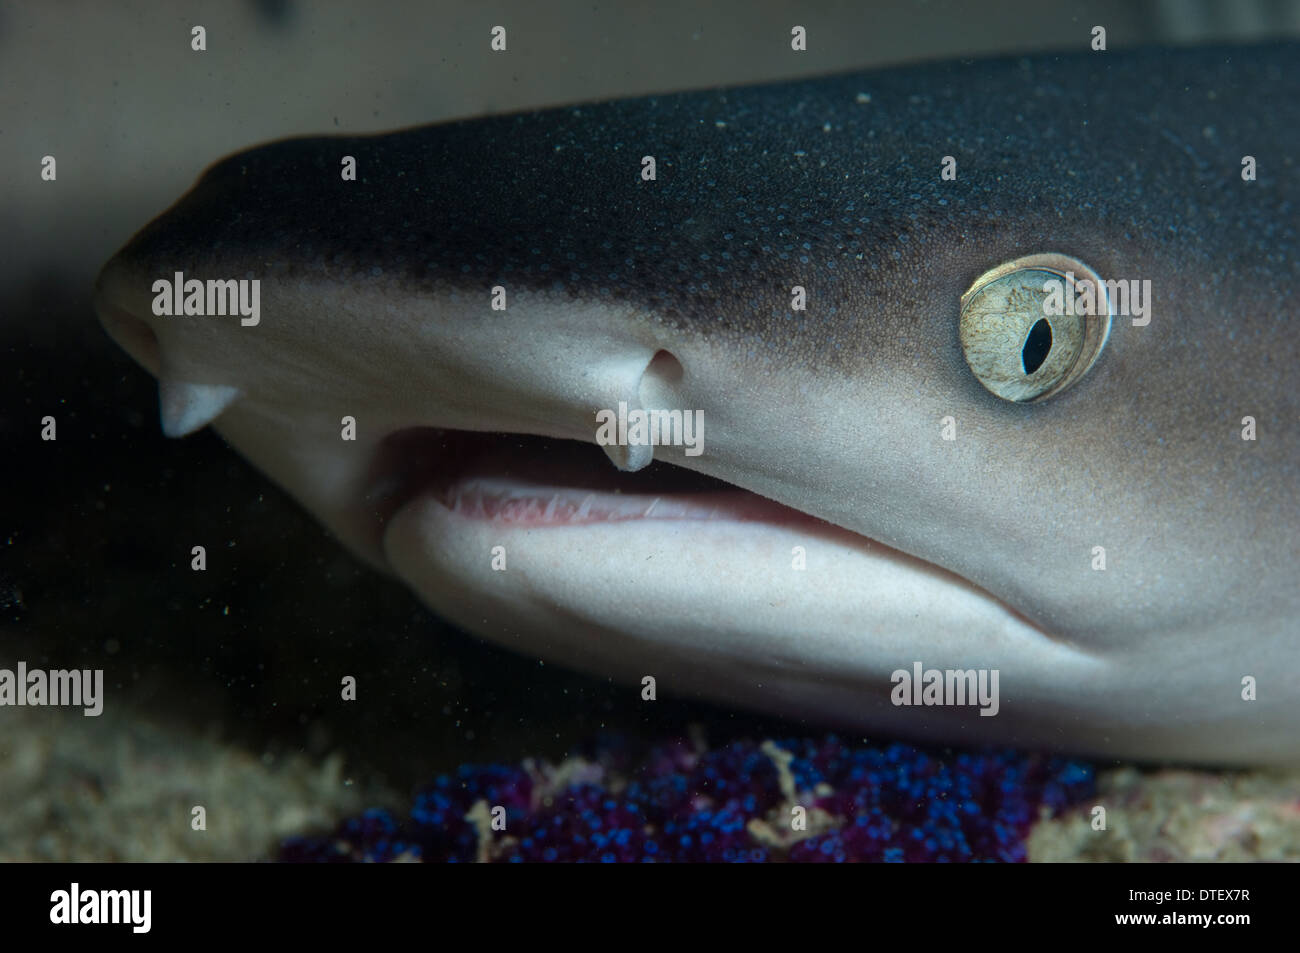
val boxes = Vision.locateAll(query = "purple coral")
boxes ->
[279,734,1093,863]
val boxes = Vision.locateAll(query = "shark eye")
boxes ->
[959,254,1112,402]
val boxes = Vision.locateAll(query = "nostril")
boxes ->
[98,303,161,376]
[646,348,684,384]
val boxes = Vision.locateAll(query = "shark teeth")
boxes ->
[433,478,797,527]
[158,379,241,437]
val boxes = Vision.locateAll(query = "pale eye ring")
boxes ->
[958,253,1113,402]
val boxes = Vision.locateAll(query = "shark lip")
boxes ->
[361,426,994,585]
[362,427,1058,645]
[362,427,831,537]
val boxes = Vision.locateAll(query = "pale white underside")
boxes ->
[95,270,1300,766]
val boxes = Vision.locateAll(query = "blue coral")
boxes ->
[279,734,1093,863]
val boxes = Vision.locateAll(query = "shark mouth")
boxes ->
[362,427,828,538]
[359,426,1056,647]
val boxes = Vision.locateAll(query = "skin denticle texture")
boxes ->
[96,44,1300,764]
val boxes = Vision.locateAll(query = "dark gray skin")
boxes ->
[121,43,1295,343]
[98,44,1299,763]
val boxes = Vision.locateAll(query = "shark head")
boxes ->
[95,46,1299,765]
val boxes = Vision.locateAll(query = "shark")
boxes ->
[93,44,1299,765]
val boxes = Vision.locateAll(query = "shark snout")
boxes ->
[94,262,163,378]
[95,257,249,438]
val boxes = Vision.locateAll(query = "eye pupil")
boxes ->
[1022,318,1052,374]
